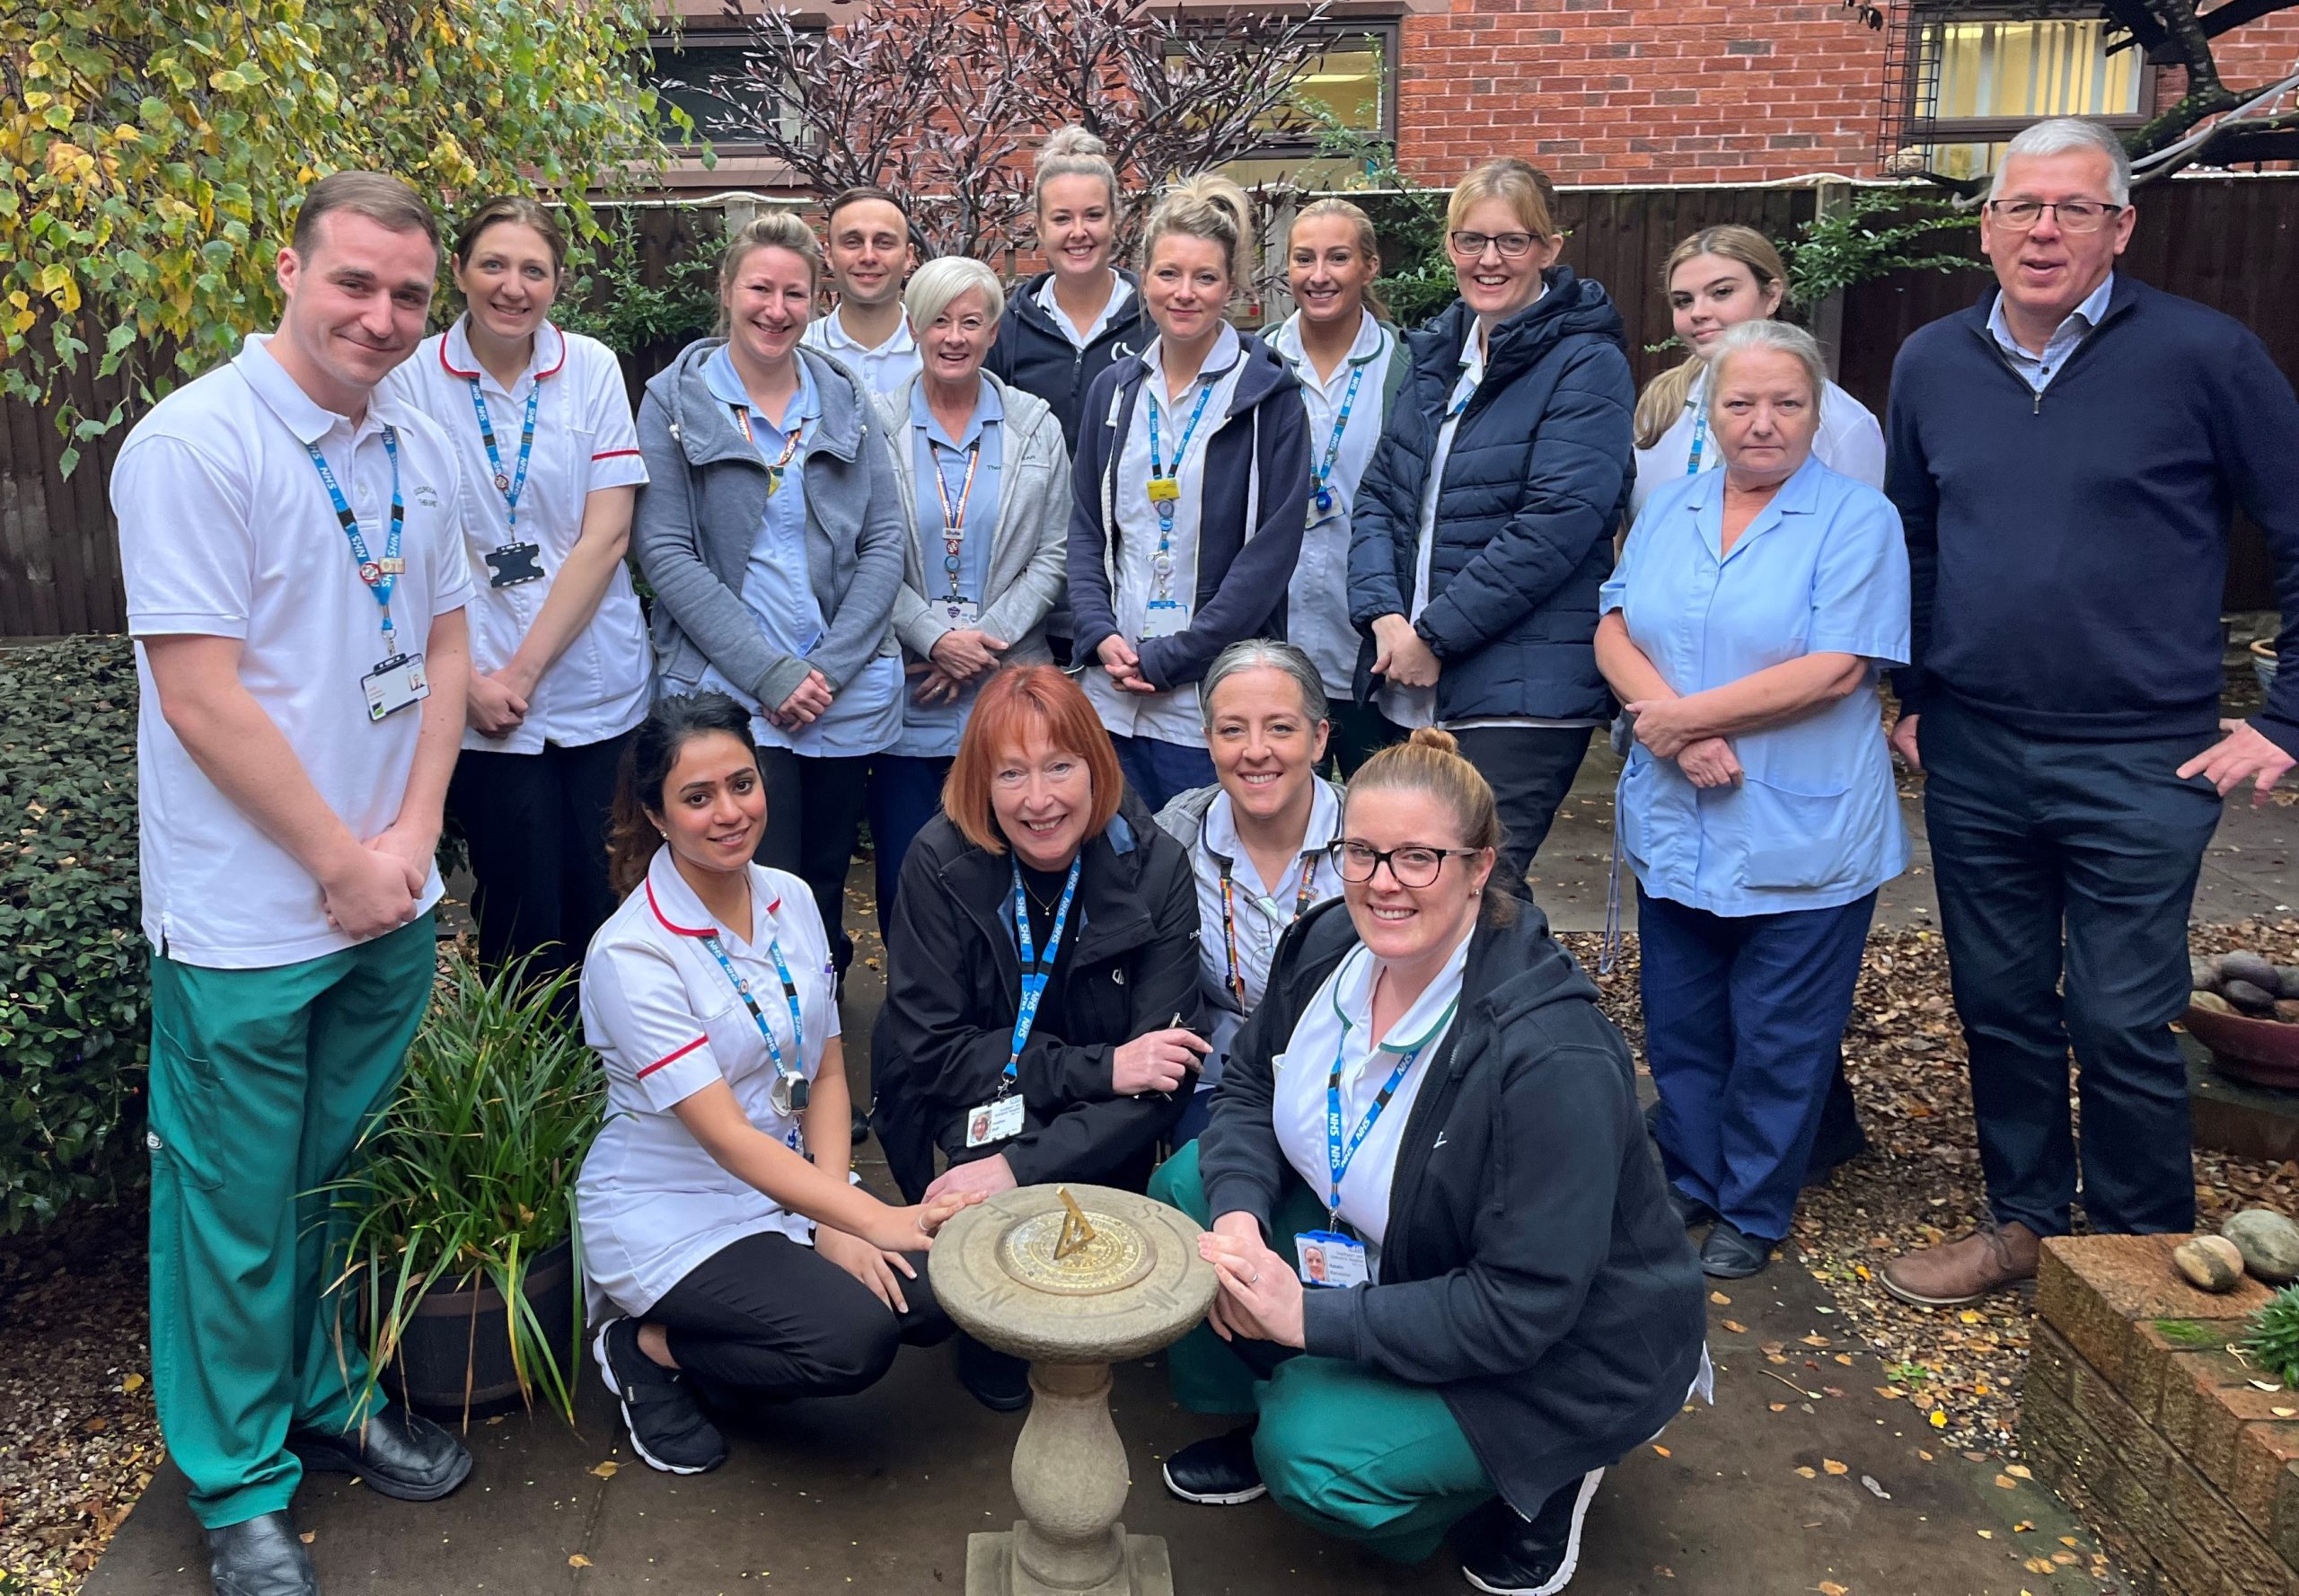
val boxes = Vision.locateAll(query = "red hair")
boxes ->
[943,666,1124,854]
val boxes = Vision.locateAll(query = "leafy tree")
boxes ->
[0,0,678,464]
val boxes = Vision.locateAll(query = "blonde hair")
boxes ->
[1290,198,1389,322]
[1445,160,1558,242]
[905,256,1006,333]
[1034,126,1121,217]
[1345,726,1517,913]
[1142,172,1255,288]
[717,212,822,335]
[1632,225,1790,450]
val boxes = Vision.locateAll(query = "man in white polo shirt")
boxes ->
[799,185,921,395]
[110,172,476,1596]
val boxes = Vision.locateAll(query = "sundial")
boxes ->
[931,1183,1218,1596]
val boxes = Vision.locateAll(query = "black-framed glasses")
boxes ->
[1326,839,1481,888]
[1985,198,2124,234]
[1446,229,1538,260]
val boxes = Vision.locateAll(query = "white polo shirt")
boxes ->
[801,305,921,397]
[577,847,842,1318]
[111,334,477,970]
[380,318,652,754]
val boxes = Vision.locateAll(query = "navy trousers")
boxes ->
[1919,698,2221,1237]
[1111,734,1216,813]
[866,754,953,934]
[1449,724,1593,900]
[1639,886,1876,1242]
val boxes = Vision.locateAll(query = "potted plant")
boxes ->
[323,949,603,1426]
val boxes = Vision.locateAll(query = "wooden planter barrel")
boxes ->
[380,1239,578,1419]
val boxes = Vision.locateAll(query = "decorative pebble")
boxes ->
[2223,1210,2299,1284]
[2222,950,2280,992]
[2175,1235,2246,1292]
[2225,979,2280,1017]
[2193,990,2236,1015]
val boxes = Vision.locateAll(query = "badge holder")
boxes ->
[940,597,982,627]
[965,1091,1026,1149]
[770,1072,811,1118]
[361,653,429,722]
[1141,597,1191,640]
[484,542,545,588]
[1295,1229,1369,1288]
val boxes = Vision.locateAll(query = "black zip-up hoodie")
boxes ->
[983,269,1153,453]
[1199,896,1706,1519]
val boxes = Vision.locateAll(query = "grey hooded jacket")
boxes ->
[634,339,904,713]
[872,371,1072,668]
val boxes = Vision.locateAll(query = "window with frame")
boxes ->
[1209,23,1401,189]
[645,34,811,150]
[1915,13,2146,179]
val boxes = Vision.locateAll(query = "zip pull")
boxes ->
[2033,389,2042,417]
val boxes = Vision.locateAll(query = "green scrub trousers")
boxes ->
[1149,1141,1496,1563]
[146,913,436,1530]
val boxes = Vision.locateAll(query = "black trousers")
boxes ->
[1920,698,2221,1237]
[753,748,869,980]
[1448,724,1594,897]
[446,732,630,981]
[647,1230,953,1412]
[1328,701,1404,778]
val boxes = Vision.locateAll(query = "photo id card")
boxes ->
[483,542,545,588]
[1141,598,1191,640]
[1294,1230,1368,1288]
[361,653,429,723]
[965,1093,1026,1149]
[939,598,982,627]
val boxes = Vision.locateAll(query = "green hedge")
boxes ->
[0,636,145,1232]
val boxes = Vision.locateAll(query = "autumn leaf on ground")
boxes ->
[1822,1459,1848,1475]
[1819,1583,1850,1595]
[1722,1319,1748,1335]
[591,1460,620,1478]
[568,1554,594,1567]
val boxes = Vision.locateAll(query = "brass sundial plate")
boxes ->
[997,1208,1156,1296]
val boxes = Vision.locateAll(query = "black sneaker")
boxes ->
[955,1333,1033,1413]
[1460,1468,1605,1595]
[1161,1423,1265,1505]
[1698,1220,1776,1280]
[594,1318,726,1475]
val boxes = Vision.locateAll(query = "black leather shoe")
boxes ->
[289,1406,471,1502]
[1459,1468,1605,1594]
[956,1334,1032,1413]
[1162,1423,1265,1504]
[1668,1186,1718,1230]
[207,1510,320,1596]
[1698,1220,1777,1280]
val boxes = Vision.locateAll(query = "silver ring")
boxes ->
[1246,1270,1260,1285]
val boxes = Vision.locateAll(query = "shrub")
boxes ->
[0,636,146,1232]
[2243,1285,2299,1389]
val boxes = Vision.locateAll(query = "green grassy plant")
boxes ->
[2242,1288,2299,1388]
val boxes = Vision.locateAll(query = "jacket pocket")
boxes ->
[1739,777,1861,892]
[148,1016,225,1193]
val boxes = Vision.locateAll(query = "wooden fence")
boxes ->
[5,174,2294,638]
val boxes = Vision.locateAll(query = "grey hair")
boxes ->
[1200,639,1328,731]
[903,256,1005,337]
[1704,319,1828,423]
[1988,117,2132,206]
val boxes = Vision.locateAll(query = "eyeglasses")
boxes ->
[1447,230,1538,260]
[1985,198,2124,234]
[1326,839,1481,888]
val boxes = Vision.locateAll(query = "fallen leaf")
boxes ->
[2274,1406,2296,1417]
[121,1373,145,1393]
[1710,1291,1732,1305]
[1918,1450,1933,1461]
[2013,1521,2033,1532]
[1801,1334,1831,1347]
[1769,1402,1789,1412]
[2057,1538,2078,1548]
[1929,1409,1948,1429]
[1819,1583,1849,1596]
[299,1532,315,1545]
[568,1555,593,1568]
[2051,1552,2077,1565]
[1959,1309,1982,1324]
[1722,1319,1748,1335]
[1833,1354,1854,1366]
[1794,1466,1818,1479]
[2004,1463,2032,1480]
[2024,1556,2056,1574]
[1823,1459,1848,1475]
[1977,1530,1994,1539]
[1652,1444,1671,1457]
[591,1460,620,1479]
[1994,1474,2017,1489]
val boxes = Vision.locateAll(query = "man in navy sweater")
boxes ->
[1880,118,2299,1309]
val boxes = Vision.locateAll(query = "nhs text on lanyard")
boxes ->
[468,378,544,589]
[698,927,812,1150]
[965,856,1081,1149]
[1296,984,1458,1289]
[308,431,428,722]
[1307,358,1369,528]
[1141,381,1216,641]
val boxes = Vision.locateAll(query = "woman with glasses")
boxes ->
[1629,225,1882,523]
[1148,726,1705,1596]
[1155,641,1349,1144]
[1599,321,1909,1280]
[1349,160,1635,889]
[870,664,1207,1407]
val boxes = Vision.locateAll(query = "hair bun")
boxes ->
[1405,725,1461,758]
[1038,126,1108,167]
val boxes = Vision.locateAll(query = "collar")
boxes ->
[819,305,916,357]
[1142,322,1243,386]
[1335,926,1475,1052]
[1036,269,1132,320]
[642,845,781,945]
[705,343,821,430]
[1986,270,2116,357]
[1273,308,1386,368]
[1202,780,1344,877]
[437,316,568,390]
[233,333,369,446]
[1682,449,1829,552]
[909,375,1003,450]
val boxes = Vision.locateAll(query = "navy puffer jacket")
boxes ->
[1347,269,1635,722]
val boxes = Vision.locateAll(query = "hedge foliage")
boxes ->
[0,636,145,1232]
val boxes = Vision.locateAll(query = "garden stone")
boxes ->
[2173,1235,2245,1292]
[2221,1209,2299,1283]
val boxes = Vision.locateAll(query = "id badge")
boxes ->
[965,1093,1026,1149]
[1295,1230,1369,1288]
[361,653,429,722]
[939,598,982,627]
[1141,598,1191,640]
[483,542,545,588]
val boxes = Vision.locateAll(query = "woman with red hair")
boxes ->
[872,664,1209,1406]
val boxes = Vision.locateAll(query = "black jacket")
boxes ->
[1346,269,1636,721]
[870,791,1204,1200]
[983,269,1153,454]
[1199,897,1706,1518]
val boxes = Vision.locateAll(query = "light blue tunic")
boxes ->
[696,346,901,756]
[889,381,1004,758]
[1600,454,1912,917]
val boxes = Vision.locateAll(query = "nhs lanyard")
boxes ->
[931,436,982,603]
[1218,855,1319,1006]
[306,428,404,655]
[1685,404,1711,476]
[697,927,810,1115]
[1308,358,1370,517]
[1144,378,1217,533]
[467,376,540,535]
[1002,855,1082,1096]
[1324,975,1458,1228]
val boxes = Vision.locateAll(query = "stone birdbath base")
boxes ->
[930,1184,1217,1596]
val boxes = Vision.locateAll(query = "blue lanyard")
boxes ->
[306,428,403,656]
[698,927,807,1098]
[1145,378,1217,528]
[1003,856,1083,1094]
[1310,358,1370,516]
[467,375,541,538]
[1685,402,1710,476]
[1323,963,1458,1226]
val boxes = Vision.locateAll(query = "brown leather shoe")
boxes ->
[1880,1221,2041,1308]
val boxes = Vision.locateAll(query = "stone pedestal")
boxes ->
[930,1185,1218,1596]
